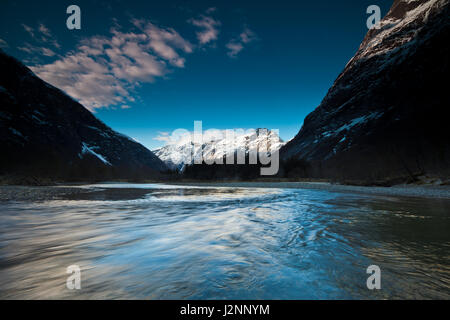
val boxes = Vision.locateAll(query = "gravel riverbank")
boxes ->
[167,181,450,199]
[1,181,449,201]
[0,185,91,202]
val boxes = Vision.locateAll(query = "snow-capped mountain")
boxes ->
[0,49,167,183]
[154,129,284,171]
[281,0,450,184]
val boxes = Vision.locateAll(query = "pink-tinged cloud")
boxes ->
[226,27,257,58]
[22,23,61,49]
[29,20,194,111]
[18,43,56,57]
[188,9,221,45]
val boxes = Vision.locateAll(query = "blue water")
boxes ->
[0,183,449,299]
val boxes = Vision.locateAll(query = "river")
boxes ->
[0,183,449,299]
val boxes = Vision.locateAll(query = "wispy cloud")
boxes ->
[30,20,194,111]
[18,43,56,57]
[188,8,221,45]
[22,23,60,49]
[132,19,193,67]
[0,38,8,49]
[226,42,244,58]
[22,24,36,39]
[226,27,257,58]
[38,24,51,37]
[153,131,172,142]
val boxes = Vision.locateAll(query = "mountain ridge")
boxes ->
[0,49,167,184]
[154,129,284,171]
[281,0,450,184]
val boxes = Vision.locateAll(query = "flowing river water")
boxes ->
[0,183,449,299]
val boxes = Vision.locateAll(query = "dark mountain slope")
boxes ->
[0,50,167,184]
[281,0,450,185]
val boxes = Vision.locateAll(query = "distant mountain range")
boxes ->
[281,0,450,185]
[0,50,167,184]
[153,129,284,171]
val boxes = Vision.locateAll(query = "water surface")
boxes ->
[0,183,449,299]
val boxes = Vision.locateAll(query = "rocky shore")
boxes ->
[2,181,450,202]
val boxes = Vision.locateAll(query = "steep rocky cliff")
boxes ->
[154,129,284,171]
[281,0,450,184]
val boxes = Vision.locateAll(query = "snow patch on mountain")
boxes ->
[9,127,25,139]
[79,142,111,165]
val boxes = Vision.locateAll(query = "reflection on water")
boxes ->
[0,183,449,299]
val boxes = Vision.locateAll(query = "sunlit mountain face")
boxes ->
[153,129,284,171]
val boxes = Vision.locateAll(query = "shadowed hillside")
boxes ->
[0,50,167,184]
[281,0,450,185]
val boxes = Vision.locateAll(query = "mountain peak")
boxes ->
[154,128,284,171]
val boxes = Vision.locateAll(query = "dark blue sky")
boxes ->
[0,0,393,149]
